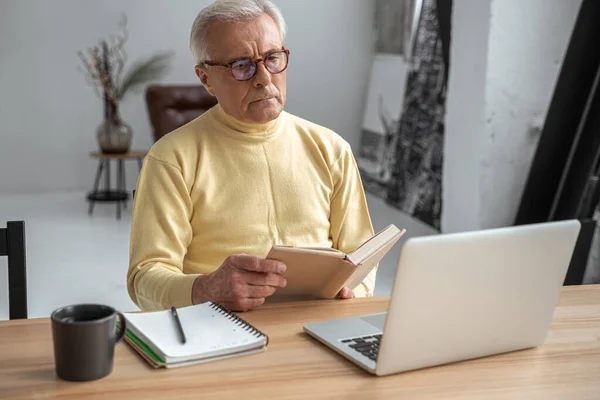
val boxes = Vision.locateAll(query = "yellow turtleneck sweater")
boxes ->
[127,104,376,311]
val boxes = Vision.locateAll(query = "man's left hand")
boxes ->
[338,287,354,299]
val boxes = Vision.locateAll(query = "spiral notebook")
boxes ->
[121,303,268,369]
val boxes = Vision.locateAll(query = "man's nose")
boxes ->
[252,62,272,88]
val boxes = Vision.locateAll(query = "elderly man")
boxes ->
[127,0,376,312]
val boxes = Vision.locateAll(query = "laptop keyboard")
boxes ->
[341,334,382,361]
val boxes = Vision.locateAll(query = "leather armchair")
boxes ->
[145,85,218,142]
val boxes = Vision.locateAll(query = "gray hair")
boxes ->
[190,0,287,64]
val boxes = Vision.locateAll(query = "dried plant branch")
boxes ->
[117,51,173,100]
[76,14,172,120]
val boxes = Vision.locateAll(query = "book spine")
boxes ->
[209,303,269,346]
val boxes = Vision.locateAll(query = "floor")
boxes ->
[0,192,399,321]
[0,192,138,321]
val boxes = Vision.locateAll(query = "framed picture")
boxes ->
[374,0,423,59]
[359,0,445,231]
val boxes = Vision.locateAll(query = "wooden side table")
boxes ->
[87,150,147,220]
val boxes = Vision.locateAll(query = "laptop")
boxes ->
[303,220,581,376]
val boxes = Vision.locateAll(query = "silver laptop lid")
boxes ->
[376,220,580,376]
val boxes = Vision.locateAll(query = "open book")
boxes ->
[121,302,268,369]
[266,224,406,301]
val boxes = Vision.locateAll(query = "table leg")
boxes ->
[86,156,129,220]
[105,158,111,193]
[120,159,127,210]
[116,160,122,220]
[88,160,104,215]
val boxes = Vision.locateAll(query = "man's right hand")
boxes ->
[192,254,287,312]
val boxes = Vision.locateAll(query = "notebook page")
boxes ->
[124,303,265,363]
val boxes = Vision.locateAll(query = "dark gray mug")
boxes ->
[51,304,126,381]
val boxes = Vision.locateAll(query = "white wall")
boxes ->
[442,0,492,233]
[444,0,582,232]
[480,0,582,229]
[0,0,374,195]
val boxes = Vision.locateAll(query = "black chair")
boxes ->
[1,221,27,319]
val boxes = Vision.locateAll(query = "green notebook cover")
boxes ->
[117,321,165,365]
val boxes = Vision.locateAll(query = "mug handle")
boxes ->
[115,312,127,344]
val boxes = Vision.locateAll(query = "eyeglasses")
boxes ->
[202,47,290,81]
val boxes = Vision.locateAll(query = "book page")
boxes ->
[347,225,405,264]
[273,245,344,254]
[343,235,403,289]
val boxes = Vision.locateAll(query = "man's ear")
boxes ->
[195,65,216,96]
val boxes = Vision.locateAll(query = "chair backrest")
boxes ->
[0,221,27,319]
[145,85,218,142]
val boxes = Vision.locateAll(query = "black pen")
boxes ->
[171,306,187,344]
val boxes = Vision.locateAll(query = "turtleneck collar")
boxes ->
[211,103,285,141]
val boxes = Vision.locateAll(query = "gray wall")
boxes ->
[480,0,581,229]
[444,0,582,232]
[442,0,493,233]
[0,0,374,195]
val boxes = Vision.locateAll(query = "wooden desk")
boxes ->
[1,285,599,399]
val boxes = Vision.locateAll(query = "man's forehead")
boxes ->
[223,43,282,60]
[206,14,282,60]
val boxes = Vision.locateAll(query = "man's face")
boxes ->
[195,14,287,124]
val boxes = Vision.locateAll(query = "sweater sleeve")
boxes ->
[127,155,200,311]
[329,144,377,297]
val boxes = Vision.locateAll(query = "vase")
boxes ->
[96,118,132,154]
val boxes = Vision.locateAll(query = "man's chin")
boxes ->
[246,101,283,123]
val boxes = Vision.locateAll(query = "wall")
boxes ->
[376,0,581,292]
[442,0,492,233]
[480,0,582,229]
[0,0,374,195]
[444,0,582,232]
